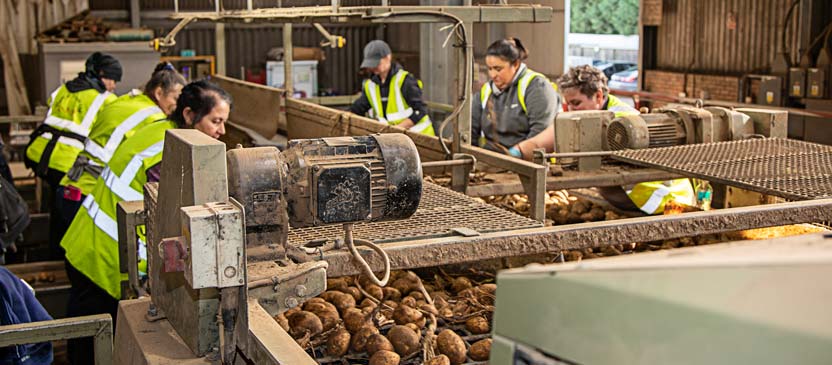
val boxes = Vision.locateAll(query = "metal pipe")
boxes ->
[543,151,614,159]
[421,159,474,168]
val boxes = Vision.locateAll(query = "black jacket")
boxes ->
[350,63,428,123]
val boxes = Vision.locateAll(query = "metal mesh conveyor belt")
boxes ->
[611,138,832,201]
[288,181,542,246]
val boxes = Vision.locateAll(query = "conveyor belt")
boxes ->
[611,138,832,200]
[288,181,542,246]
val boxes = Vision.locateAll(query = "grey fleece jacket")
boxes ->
[471,65,559,151]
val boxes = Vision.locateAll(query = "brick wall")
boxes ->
[643,70,740,107]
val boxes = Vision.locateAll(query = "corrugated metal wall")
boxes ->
[655,0,800,74]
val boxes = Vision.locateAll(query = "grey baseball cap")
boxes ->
[360,40,392,69]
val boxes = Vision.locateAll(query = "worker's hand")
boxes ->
[398,118,415,130]
[508,145,522,158]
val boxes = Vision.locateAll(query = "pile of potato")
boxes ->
[274,271,496,364]
[477,190,622,224]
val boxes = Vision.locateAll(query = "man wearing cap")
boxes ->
[25,52,121,259]
[350,40,435,136]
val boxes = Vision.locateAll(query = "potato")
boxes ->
[369,350,400,365]
[343,307,369,333]
[366,284,384,301]
[325,329,351,357]
[350,326,379,353]
[468,338,492,361]
[284,306,300,318]
[465,316,490,334]
[432,291,451,301]
[361,298,378,308]
[419,303,439,316]
[304,297,327,306]
[408,291,425,301]
[386,325,420,356]
[391,278,416,296]
[340,286,363,302]
[405,323,423,337]
[436,329,466,365]
[273,313,289,332]
[450,277,473,294]
[382,287,402,302]
[425,355,451,365]
[327,277,351,291]
[393,304,423,325]
[316,310,341,331]
[382,300,399,309]
[477,283,497,295]
[288,311,323,338]
[400,296,417,308]
[438,306,454,318]
[329,292,357,315]
[433,295,449,309]
[304,301,337,316]
[319,290,343,303]
[366,333,395,355]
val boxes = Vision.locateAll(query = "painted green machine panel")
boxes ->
[491,234,832,365]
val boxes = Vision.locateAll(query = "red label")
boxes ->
[63,186,83,202]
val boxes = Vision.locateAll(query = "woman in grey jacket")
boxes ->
[472,38,559,156]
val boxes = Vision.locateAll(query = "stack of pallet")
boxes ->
[36,10,111,44]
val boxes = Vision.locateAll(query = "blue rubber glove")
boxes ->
[508,146,522,157]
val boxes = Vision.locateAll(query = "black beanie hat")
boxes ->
[85,52,123,82]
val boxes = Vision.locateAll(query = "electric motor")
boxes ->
[226,134,422,242]
[606,110,696,150]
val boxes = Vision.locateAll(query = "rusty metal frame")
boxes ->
[318,198,832,277]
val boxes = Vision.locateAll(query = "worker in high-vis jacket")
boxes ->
[54,63,185,250]
[472,38,559,156]
[60,80,230,365]
[350,40,435,136]
[24,52,121,259]
[516,65,694,215]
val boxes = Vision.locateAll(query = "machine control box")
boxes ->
[789,68,806,98]
[758,76,783,106]
[180,202,245,289]
[807,67,828,99]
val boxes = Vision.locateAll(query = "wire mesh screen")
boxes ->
[611,138,832,201]
[288,181,542,246]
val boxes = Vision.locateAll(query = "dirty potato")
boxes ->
[350,326,380,353]
[288,311,323,338]
[400,296,417,308]
[386,325,420,356]
[343,307,369,333]
[382,287,402,302]
[366,333,395,355]
[339,286,363,302]
[273,313,289,332]
[366,284,384,301]
[327,277,351,291]
[392,304,423,326]
[369,350,400,365]
[425,355,451,365]
[325,329,351,357]
[464,316,490,334]
[450,277,473,294]
[315,310,341,332]
[329,292,357,315]
[436,329,466,365]
[468,338,492,361]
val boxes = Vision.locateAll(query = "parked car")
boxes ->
[608,66,638,92]
[595,61,635,79]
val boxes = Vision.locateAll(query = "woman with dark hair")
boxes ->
[472,38,559,156]
[53,63,186,249]
[59,80,231,365]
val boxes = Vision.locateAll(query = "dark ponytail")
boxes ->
[144,62,186,104]
[169,80,233,128]
[485,38,529,64]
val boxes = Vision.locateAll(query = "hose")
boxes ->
[344,223,391,287]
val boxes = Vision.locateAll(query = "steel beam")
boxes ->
[319,198,832,277]
[169,6,553,24]
[0,314,113,365]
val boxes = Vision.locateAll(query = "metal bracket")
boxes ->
[117,200,147,300]
[451,153,476,193]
